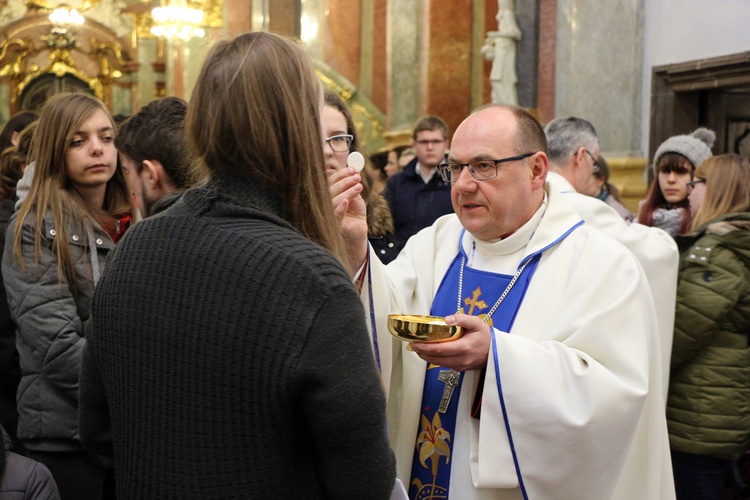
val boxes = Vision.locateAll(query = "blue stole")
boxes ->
[408,232,540,500]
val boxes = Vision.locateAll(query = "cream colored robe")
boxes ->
[547,172,679,400]
[363,184,675,500]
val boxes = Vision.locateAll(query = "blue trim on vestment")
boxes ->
[491,218,583,500]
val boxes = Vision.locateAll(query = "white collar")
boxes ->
[461,194,549,270]
[415,162,438,184]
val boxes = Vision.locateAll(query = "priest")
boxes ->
[330,104,675,499]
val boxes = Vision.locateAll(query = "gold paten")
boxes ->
[387,314,464,344]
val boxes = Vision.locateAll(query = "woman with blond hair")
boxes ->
[668,154,750,500]
[78,32,395,499]
[2,92,135,499]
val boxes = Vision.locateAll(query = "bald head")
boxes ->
[448,106,548,240]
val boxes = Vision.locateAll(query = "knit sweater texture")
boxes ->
[79,173,396,499]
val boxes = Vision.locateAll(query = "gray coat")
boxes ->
[2,210,114,452]
[0,425,60,499]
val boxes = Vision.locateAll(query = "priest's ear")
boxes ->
[530,152,548,189]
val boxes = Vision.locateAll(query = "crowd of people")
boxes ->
[0,30,748,500]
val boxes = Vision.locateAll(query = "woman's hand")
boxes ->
[329,167,368,276]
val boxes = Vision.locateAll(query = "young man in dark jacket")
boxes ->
[384,115,454,245]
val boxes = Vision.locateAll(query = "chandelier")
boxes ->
[48,5,85,27]
[151,1,205,41]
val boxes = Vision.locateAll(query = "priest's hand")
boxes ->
[329,167,368,277]
[410,314,491,371]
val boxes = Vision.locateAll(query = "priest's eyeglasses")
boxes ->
[437,152,536,183]
[325,134,354,152]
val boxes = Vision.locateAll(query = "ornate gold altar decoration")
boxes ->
[0,3,135,111]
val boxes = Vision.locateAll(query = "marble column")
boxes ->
[225,0,252,34]
[420,0,473,135]
[323,0,362,87]
[369,0,388,112]
[388,0,420,130]
[554,0,644,155]
[515,0,540,109]
[268,0,300,37]
[537,0,556,124]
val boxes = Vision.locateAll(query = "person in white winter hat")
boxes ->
[637,128,716,237]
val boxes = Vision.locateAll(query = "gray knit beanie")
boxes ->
[652,127,716,174]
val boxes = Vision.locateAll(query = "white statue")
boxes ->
[480,0,522,105]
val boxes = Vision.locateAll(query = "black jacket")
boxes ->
[384,158,453,244]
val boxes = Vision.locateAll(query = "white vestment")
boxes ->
[363,184,675,499]
[547,172,679,399]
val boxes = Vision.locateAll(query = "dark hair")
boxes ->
[507,105,548,156]
[637,152,692,233]
[412,115,449,140]
[0,121,36,202]
[593,155,623,202]
[0,111,38,152]
[324,91,360,153]
[115,97,192,190]
[654,152,693,176]
[186,31,344,261]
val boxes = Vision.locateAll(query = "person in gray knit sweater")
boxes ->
[78,32,396,499]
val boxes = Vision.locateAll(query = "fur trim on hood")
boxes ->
[366,192,395,237]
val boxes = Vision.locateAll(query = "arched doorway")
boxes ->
[19,73,93,112]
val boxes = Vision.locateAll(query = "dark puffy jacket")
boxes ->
[668,213,750,460]
[0,425,60,499]
[1,210,116,452]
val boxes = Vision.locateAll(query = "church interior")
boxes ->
[0,0,749,212]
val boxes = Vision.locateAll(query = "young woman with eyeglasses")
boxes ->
[668,154,750,500]
[323,91,401,264]
[636,128,715,237]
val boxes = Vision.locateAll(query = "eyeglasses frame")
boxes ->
[325,134,354,153]
[437,152,536,183]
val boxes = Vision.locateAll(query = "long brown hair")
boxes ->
[186,32,344,262]
[0,121,35,202]
[12,93,134,292]
[691,154,750,230]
